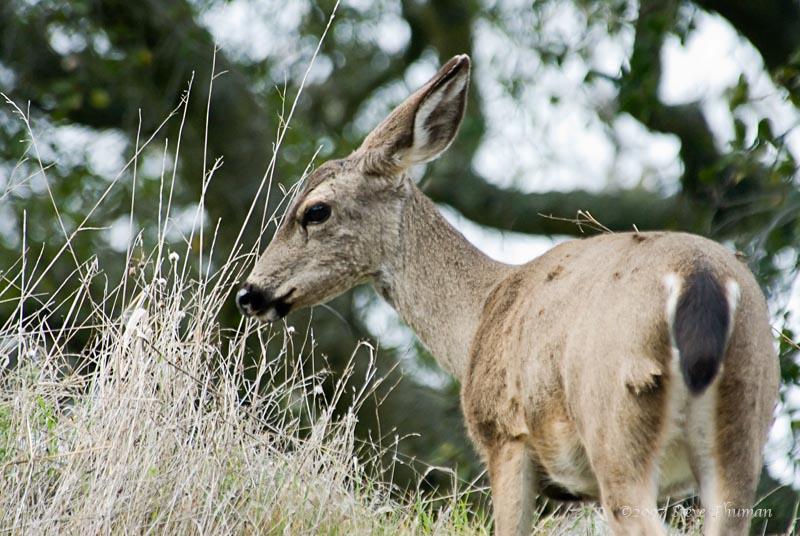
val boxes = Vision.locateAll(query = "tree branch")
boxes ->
[619,0,721,197]
[424,170,698,236]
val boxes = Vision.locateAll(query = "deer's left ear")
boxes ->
[359,54,470,172]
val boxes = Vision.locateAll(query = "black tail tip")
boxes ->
[681,357,722,395]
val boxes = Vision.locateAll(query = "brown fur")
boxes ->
[242,55,780,536]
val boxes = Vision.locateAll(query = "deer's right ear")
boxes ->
[358,55,470,174]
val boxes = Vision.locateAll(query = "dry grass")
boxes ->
[0,239,489,534]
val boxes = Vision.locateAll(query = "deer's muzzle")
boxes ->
[236,283,293,322]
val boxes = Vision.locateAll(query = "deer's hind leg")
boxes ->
[687,358,776,535]
[581,371,668,536]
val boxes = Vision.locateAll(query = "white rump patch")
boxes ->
[725,279,741,328]
[663,273,681,353]
[660,273,695,496]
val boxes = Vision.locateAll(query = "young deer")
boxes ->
[237,55,780,536]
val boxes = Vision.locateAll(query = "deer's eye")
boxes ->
[302,203,331,226]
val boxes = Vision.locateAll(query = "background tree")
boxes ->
[2,0,798,531]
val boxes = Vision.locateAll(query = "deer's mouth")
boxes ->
[257,287,295,322]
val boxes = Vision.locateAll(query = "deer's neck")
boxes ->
[375,180,511,382]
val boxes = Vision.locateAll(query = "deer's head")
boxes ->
[237,55,470,321]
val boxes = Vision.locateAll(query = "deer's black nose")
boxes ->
[236,283,270,316]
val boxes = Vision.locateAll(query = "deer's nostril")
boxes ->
[236,287,251,310]
[236,284,270,316]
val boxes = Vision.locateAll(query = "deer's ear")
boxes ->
[359,54,470,172]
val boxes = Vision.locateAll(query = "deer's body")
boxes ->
[238,55,780,535]
[463,230,777,531]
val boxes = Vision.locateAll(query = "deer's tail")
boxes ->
[668,268,738,395]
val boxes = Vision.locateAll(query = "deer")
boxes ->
[236,55,780,536]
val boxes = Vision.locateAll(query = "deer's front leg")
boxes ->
[487,440,537,536]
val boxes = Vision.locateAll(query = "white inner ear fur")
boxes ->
[410,74,468,161]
